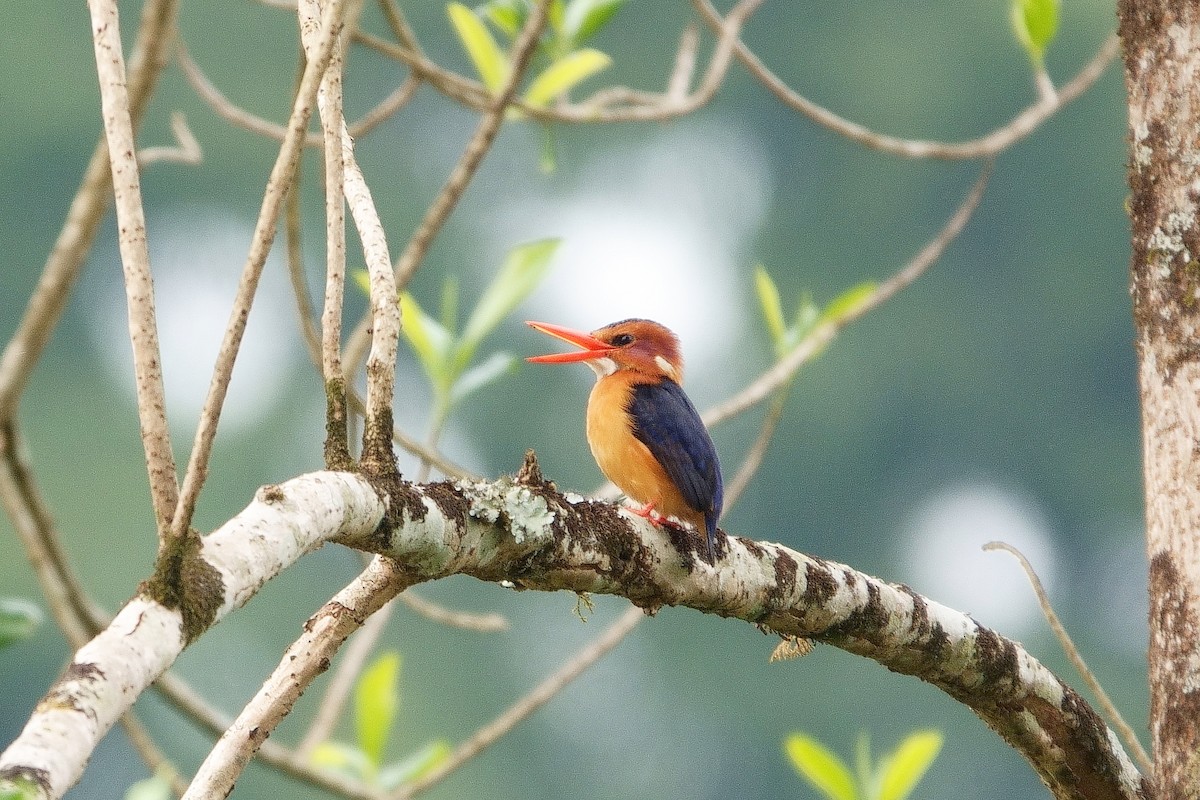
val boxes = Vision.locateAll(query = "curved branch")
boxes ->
[0,463,1146,800]
[168,0,349,539]
[704,160,993,427]
[355,0,761,124]
[0,0,178,422]
[694,0,1119,160]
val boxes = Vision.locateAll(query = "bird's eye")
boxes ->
[611,333,635,347]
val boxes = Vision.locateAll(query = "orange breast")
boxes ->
[585,374,703,527]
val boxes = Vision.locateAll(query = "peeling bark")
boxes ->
[1119,2,1200,796]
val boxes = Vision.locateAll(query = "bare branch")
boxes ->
[0,466,1146,800]
[0,0,177,423]
[168,0,350,539]
[137,111,202,167]
[177,36,420,147]
[342,0,556,376]
[0,471,386,799]
[393,605,643,799]
[87,0,180,537]
[984,541,1153,775]
[183,556,410,799]
[356,0,762,124]
[693,0,1118,160]
[703,160,993,428]
[397,589,508,632]
[294,590,397,759]
[722,386,790,511]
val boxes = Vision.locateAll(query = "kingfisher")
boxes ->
[526,319,724,564]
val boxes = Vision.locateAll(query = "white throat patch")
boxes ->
[654,355,677,379]
[587,357,618,378]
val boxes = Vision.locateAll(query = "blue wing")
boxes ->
[627,379,724,527]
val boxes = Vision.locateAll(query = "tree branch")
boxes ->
[0,462,1147,800]
[87,0,181,538]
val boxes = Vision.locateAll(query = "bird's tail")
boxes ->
[704,511,718,565]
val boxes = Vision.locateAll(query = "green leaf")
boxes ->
[564,0,626,45]
[455,238,559,371]
[451,352,519,404]
[754,265,787,347]
[401,293,454,391]
[477,0,524,37]
[0,599,42,650]
[448,2,509,92]
[548,0,567,35]
[818,281,877,326]
[1010,0,1059,64]
[876,731,943,800]
[524,49,611,107]
[310,741,374,781]
[122,772,173,800]
[355,651,402,768]
[784,734,858,800]
[377,740,453,790]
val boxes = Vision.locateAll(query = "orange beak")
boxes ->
[525,320,612,363]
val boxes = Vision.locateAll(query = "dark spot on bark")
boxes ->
[663,524,701,571]
[62,661,105,683]
[141,530,225,645]
[896,584,932,640]
[1150,551,1200,793]
[259,484,285,504]
[423,481,466,528]
[927,621,950,659]
[974,627,1019,688]
[803,559,837,606]
[739,537,766,558]
[765,551,798,610]
[515,449,553,488]
[323,376,353,470]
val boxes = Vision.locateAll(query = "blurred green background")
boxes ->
[0,0,1142,798]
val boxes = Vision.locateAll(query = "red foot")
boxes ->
[627,501,686,530]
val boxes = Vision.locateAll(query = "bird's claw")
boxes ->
[627,502,686,530]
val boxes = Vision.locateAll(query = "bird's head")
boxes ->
[526,318,685,381]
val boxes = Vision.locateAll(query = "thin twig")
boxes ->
[87,0,181,538]
[176,37,420,147]
[295,599,397,758]
[300,0,400,467]
[703,160,994,428]
[182,556,412,799]
[0,0,177,423]
[308,1,351,454]
[397,589,509,632]
[342,0,557,376]
[152,668,384,800]
[983,541,1153,774]
[722,385,790,511]
[137,111,203,167]
[666,24,700,101]
[356,0,761,124]
[392,605,644,799]
[694,0,1118,160]
[168,0,349,540]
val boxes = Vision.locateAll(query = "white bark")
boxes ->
[0,472,384,798]
[0,463,1144,800]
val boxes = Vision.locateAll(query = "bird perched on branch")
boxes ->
[526,319,724,564]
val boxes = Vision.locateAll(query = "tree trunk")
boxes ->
[1120,2,1200,795]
